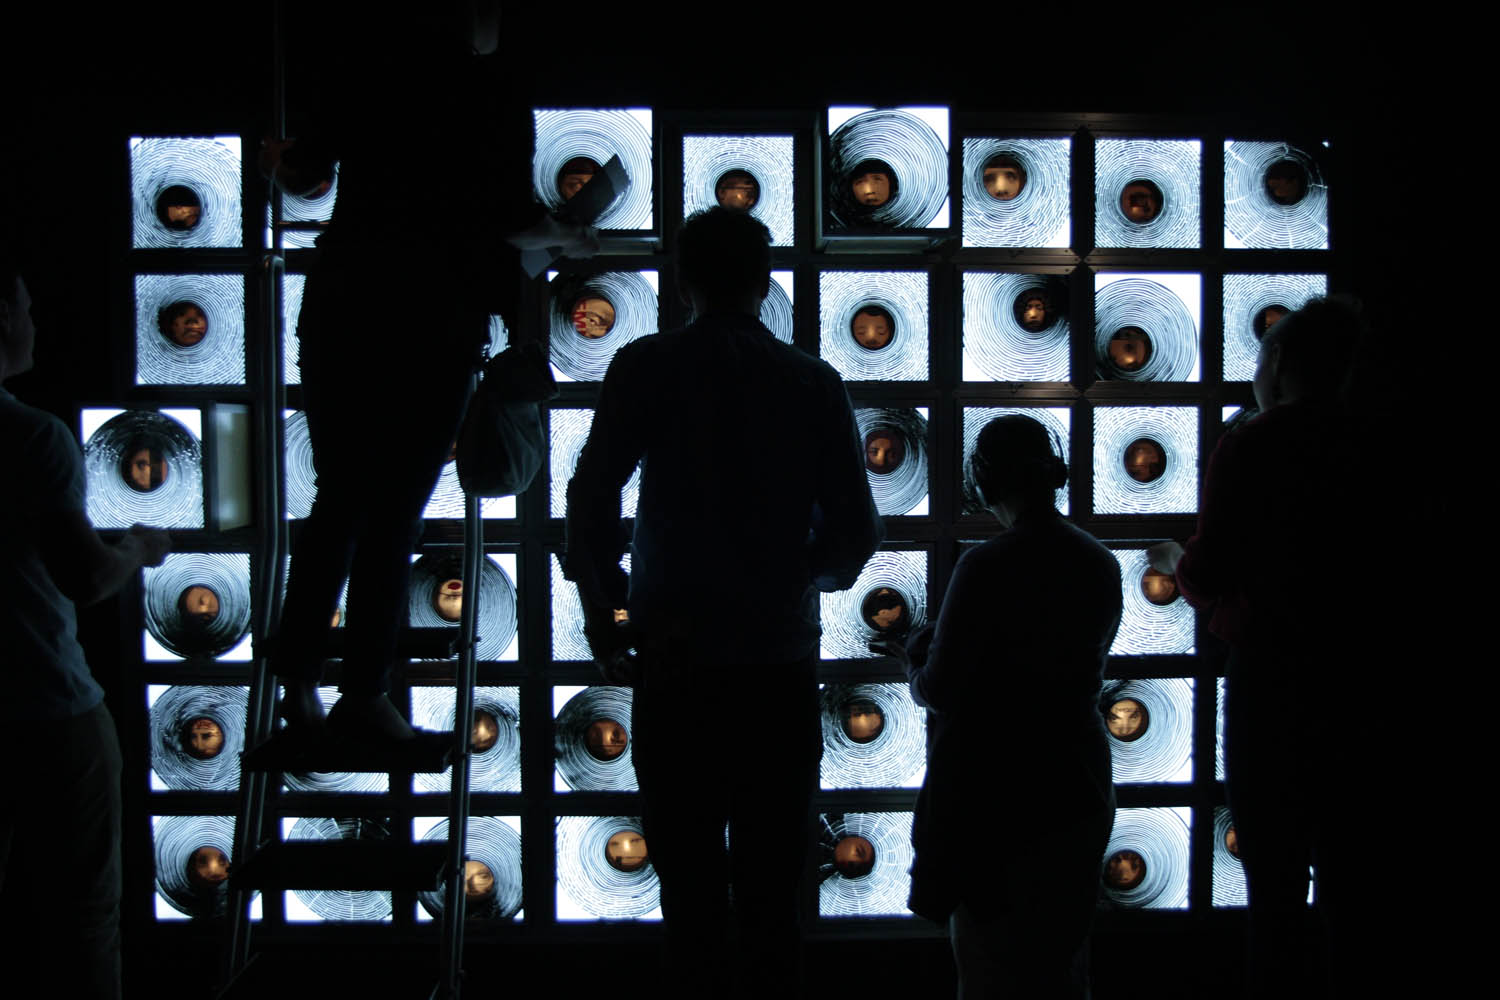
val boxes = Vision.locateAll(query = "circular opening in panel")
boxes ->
[585,718,629,761]
[841,697,885,744]
[715,169,760,211]
[156,185,202,230]
[1122,438,1167,484]
[982,154,1027,201]
[1106,698,1149,742]
[850,305,895,351]
[605,829,649,872]
[1104,849,1146,890]
[833,836,875,878]
[556,157,600,201]
[1120,179,1163,224]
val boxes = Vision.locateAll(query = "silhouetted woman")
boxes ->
[876,415,1121,999]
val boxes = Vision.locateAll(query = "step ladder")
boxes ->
[219,252,484,999]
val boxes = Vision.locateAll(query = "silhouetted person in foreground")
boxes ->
[267,7,594,742]
[1150,297,1372,999]
[1,253,171,999]
[565,208,882,998]
[875,415,1120,999]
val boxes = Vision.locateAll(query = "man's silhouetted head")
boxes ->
[676,208,772,317]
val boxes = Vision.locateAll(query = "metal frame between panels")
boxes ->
[120,100,1338,969]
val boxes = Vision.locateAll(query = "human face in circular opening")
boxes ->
[434,579,463,623]
[1123,439,1166,483]
[851,171,892,207]
[1264,161,1306,205]
[188,846,230,886]
[983,162,1025,200]
[586,718,628,761]
[833,836,875,877]
[471,710,499,752]
[861,587,906,631]
[1105,849,1145,889]
[1106,699,1147,740]
[125,447,166,492]
[166,304,208,347]
[605,830,648,872]
[1020,295,1049,331]
[182,717,225,759]
[557,158,600,201]
[842,698,884,743]
[1121,181,1161,223]
[1257,305,1288,339]
[1109,327,1152,372]
[1141,568,1178,605]
[464,860,496,900]
[573,297,615,339]
[180,585,221,622]
[716,170,759,211]
[851,308,893,350]
[864,431,904,473]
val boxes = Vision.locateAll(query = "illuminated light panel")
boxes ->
[1094,139,1201,249]
[1094,273,1202,382]
[821,549,928,660]
[819,270,930,382]
[82,408,204,529]
[827,106,950,230]
[683,134,794,246]
[1110,548,1195,655]
[856,407,929,517]
[532,109,654,230]
[134,274,246,386]
[961,137,1071,248]
[1224,141,1329,250]
[962,272,1071,382]
[411,686,521,793]
[1221,273,1327,381]
[1091,406,1198,515]
[130,136,243,249]
[1101,678,1194,783]
[819,683,926,790]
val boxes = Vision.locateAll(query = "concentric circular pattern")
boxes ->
[828,109,948,230]
[1109,549,1195,655]
[961,406,1071,516]
[1221,273,1328,381]
[130,136,243,249]
[1091,407,1198,515]
[549,552,630,662]
[422,458,516,520]
[548,408,642,518]
[283,689,387,794]
[143,552,251,659]
[149,686,248,791]
[760,274,794,344]
[960,137,1071,248]
[1100,678,1193,783]
[821,550,928,660]
[555,687,637,792]
[818,271,929,382]
[532,110,653,230]
[277,162,339,250]
[1224,142,1329,250]
[819,684,925,789]
[282,410,316,520]
[556,815,659,919]
[153,815,240,918]
[1216,677,1226,782]
[1094,140,1200,249]
[1101,807,1190,909]
[286,817,392,921]
[282,273,305,385]
[417,818,523,921]
[961,272,1071,382]
[412,686,521,793]
[856,408,928,516]
[83,410,203,529]
[548,272,658,382]
[816,812,913,917]
[407,554,517,661]
[1211,806,1247,907]
[1094,278,1199,382]
[683,134,794,246]
[134,274,246,386]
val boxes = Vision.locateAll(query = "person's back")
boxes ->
[595,314,863,660]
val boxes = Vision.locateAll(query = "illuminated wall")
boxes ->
[115,110,1335,936]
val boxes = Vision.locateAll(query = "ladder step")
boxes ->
[231,839,448,891]
[243,728,454,774]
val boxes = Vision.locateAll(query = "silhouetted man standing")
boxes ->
[565,208,882,997]
[1,258,171,999]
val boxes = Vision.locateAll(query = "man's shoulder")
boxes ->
[622,319,844,382]
[0,390,76,453]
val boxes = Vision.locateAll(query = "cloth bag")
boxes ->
[455,341,556,497]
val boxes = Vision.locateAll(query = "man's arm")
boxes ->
[906,550,988,712]
[563,346,646,616]
[40,515,171,607]
[808,373,883,592]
